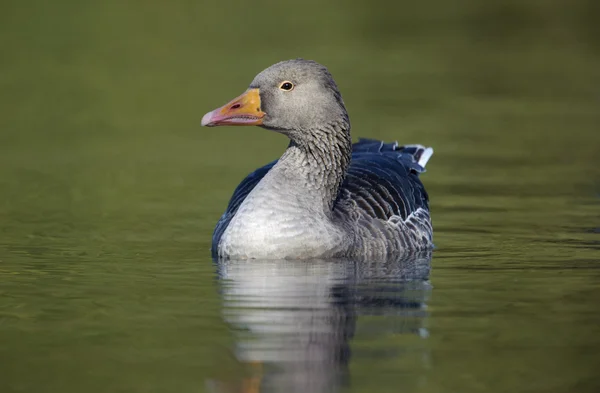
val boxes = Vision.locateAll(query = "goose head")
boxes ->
[201,59,349,142]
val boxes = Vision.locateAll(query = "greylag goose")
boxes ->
[202,59,434,260]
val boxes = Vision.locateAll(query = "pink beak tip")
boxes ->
[201,110,216,127]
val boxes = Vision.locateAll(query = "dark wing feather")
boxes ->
[336,138,430,221]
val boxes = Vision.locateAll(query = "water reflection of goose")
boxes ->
[207,251,432,393]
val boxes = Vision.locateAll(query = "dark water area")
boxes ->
[1,1,599,392]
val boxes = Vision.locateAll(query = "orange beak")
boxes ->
[201,88,266,127]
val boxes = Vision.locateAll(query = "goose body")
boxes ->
[202,60,434,259]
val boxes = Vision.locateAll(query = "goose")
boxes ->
[201,59,434,260]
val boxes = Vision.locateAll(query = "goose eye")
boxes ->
[279,81,294,91]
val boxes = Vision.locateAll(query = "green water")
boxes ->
[1,1,599,392]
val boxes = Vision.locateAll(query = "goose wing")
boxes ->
[334,139,432,222]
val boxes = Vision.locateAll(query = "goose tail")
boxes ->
[354,138,434,169]
[398,144,434,168]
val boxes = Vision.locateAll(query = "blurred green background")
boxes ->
[1,0,599,392]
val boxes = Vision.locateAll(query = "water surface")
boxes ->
[1,1,599,392]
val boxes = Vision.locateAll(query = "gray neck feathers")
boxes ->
[275,119,352,212]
